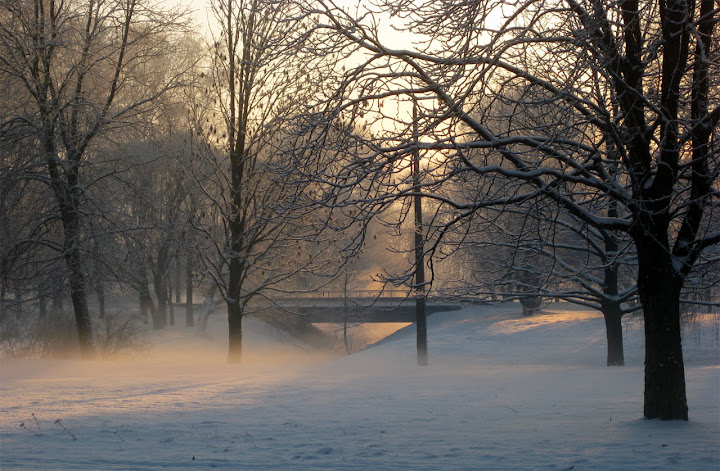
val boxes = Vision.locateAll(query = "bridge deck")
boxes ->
[274,297,462,323]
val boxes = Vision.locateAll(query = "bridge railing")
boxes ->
[276,289,412,300]
[272,288,470,301]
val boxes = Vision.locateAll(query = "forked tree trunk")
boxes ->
[48,133,94,357]
[56,185,94,356]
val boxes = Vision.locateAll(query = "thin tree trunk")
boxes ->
[38,290,47,318]
[185,255,194,327]
[139,291,149,323]
[196,282,218,333]
[12,288,22,319]
[343,275,351,354]
[96,279,105,319]
[601,220,624,366]
[0,284,5,322]
[140,283,158,328]
[93,242,105,319]
[175,256,182,303]
[167,282,175,326]
[52,282,64,312]
[412,104,428,366]
[153,274,167,329]
[137,269,157,325]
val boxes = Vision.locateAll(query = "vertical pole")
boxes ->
[175,253,182,304]
[413,100,428,366]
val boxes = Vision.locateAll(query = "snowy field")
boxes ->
[1,303,718,470]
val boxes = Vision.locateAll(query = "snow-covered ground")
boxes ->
[1,303,718,470]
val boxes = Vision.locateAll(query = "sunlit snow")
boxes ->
[1,303,718,470]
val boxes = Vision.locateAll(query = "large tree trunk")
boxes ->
[601,302,625,366]
[520,296,541,316]
[226,243,245,363]
[52,178,94,355]
[65,246,94,358]
[227,299,243,364]
[48,138,94,357]
[59,197,94,357]
[636,240,688,420]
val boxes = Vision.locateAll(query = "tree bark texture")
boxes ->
[48,143,95,357]
[227,298,243,364]
[57,183,94,357]
[65,245,94,358]
[602,303,625,367]
[636,235,688,420]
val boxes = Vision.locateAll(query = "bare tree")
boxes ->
[0,0,189,357]
[299,0,719,420]
[198,0,337,363]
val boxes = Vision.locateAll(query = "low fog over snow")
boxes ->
[1,303,718,470]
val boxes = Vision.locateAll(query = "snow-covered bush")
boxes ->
[0,309,77,358]
[0,309,148,359]
[93,311,149,359]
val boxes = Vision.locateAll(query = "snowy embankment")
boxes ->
[1,303,718,470]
